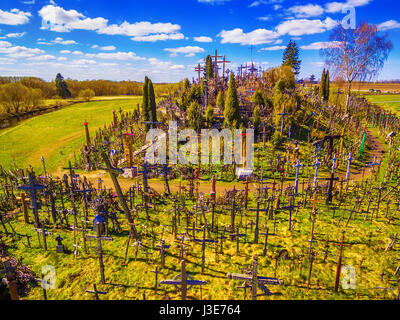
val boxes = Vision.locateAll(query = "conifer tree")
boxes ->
[206,105,214,127]
[253,106,261,136]
[224,73,240,129]
[282,40,301,76]
[55,73,71,99]
[205,55,214,79]
[148,80,157,122]
[325,70,330,101]
[216,91,225,113]
[187,100,202,132]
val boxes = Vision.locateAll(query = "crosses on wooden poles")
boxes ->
[63,161,79,191]
[278,107,290,136]
[293,160,303,195]
[17,172,45,228]
[194,227,217,274]
[34,228,52,251]
[84,224,113,284]
[0,261,19,300]
[86,284,107,300]
[160,259,207,300]
[151,266,163,293]
[248,202,269,244]
[101,151,138,239]
[156,239,170,269]
[227,255,284,300]
[326,154,340,204]
[313,159,321,189]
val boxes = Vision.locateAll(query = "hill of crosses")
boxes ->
[1,40,400,301]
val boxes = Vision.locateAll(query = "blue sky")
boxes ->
[0,0,398,82]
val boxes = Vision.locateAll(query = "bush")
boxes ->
[79,89,95,102]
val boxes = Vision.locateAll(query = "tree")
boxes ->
[187,100,202,132]
[216,91,225,113]
[253,106,261,136]
[322,22,393,114]
[205,55,214,79]
[79,89,95,102]
[206,105,214,127]
[282,40,301,76]
[148,80,157,122]
[55,73,71,99]
[224,73,241,129]
[142,76,150,122]
[309,74,316,83]
[0,83,29,114]
[252,90,264,108]
[325,70,330,101]
[319,69,326,100]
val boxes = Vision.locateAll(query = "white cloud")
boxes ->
[276,17,338,36]
[257,16,272,21]
[0,9,31,25]
[39,5,184,42]
[27,54,56,61]
[198,0,231,4]
[5,32,26,38]
[0,44,45,59]
[288,4,324,18]
[300,41,341,50]
[148,57,185,70]
[39,37,78,45]
[39,5,108,32]
[71,50,83,55]
[259,46,286,51]
[378,20,400,31]
[131,33,184,42]
[325,0,372,13]
[86,51,145,61]
[60,50,71,54]
[92,45,116,51]
[164,46,204,57]
[218,28,279,45]
[194,36,213,43]
[72,59,97,65]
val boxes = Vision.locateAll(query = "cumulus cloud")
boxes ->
[218,28,279,45]
[194,36,213,43]
[288,4,324,18]
[276,17,338,36]
[38,37,78,45]
[0,8,31,25]
[325,0,372,13]
[164,46,205,57]
[86,51,145,61]
[300,41,341,50]
[378,20,400,31]
[259,46,286,51]
[4,32,26,38]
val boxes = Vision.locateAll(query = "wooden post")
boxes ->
[84,122,91,146]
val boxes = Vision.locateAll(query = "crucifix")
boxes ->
[17,172,45,228]
[278,106,290,136]
[195,63,204,83]
[332,231,352,292]
[248,202,269,244]
[227,255,284,300]
[156,239,170,269]
[194,227,217,274]
[86,284,107,300]
[16,192,30,224]
[160,259,207,300]
[101,151,138,239]
[151,266,163,293]
[63,161,79,191]
[293,160,303,195]
[281,194,299,231]
[122,133,135,168]
[34,228,52,251]
[326,154,340,204]
[84,225,113,284]
[313,159,321,189]
[0,261,19,300]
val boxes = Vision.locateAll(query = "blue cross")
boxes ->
[293,160,303,195]
[313,159,321,188]
[346,153,354,183]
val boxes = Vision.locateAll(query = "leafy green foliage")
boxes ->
[55,73,71,99]
[224,74,241,129]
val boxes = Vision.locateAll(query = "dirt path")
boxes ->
[56,128,386,195]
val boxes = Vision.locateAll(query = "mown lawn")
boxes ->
[0,98,141,173]
[364,94,400,115]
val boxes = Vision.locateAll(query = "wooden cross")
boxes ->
[86,284,107,300]
[230,227,246,255]
[0,261,19,300]
[248,202,269,244]
[160,259,207,300]
[194,227,217,274]
[63,161,79,191]
[326,154,340,204]
[34,228,52,251]
[156,239,170,269]
[16,192,30,224]
[227,255,283,300]
[195,63,204,83]
[101,151,138,239]
[150,266,163,293]
[281,195,299,231]
[84,226,113,284]
[332,231,353,292]
[17,172,45,228]
[278,106,290,136]
[84,122,91,146]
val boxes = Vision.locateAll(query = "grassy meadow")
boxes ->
[0,97,141,173]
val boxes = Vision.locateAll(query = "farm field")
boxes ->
[364,94,400,116]
[0,98,141,173]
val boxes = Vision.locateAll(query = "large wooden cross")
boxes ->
[160,259,207,300]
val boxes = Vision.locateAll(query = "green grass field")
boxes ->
[0,97,141,173]
[364,94,400,115]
